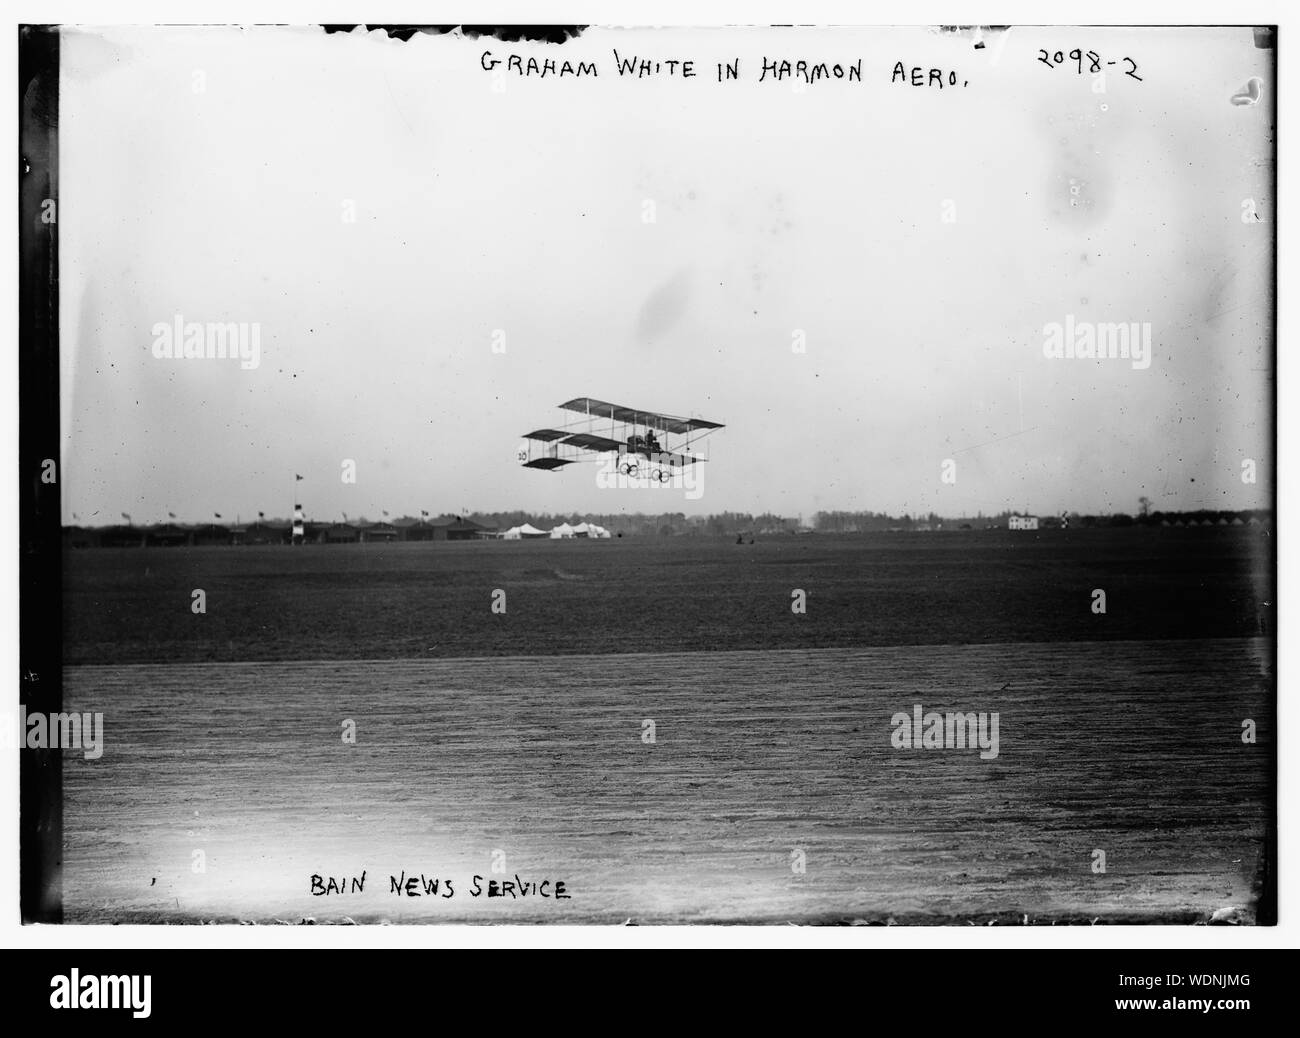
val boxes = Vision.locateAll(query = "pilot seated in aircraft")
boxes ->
[628,431,661,457]
[626,430,664,461]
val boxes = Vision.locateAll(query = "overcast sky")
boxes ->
[58,25,1273,522]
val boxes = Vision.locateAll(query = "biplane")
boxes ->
[518,397,724,481]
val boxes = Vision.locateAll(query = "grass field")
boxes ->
[58,527,1275,923]
[62,527,1273,664]
[62,640,1271,924]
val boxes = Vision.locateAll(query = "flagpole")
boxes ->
[291,471,304,545]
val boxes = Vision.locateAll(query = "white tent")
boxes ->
[589,524,611,538]
[550,522,575,539]
[571,522,591,537]
[502,526,522,540]
[518,523,548,538]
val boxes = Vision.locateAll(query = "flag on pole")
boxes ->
[295,474,304,481]
[121,512,131,521]
[168,512,176,519]
[258,511,265,519]
[382,510,389,517]
[214,513,222,519]
[420,510,428,517]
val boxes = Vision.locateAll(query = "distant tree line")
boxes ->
[465,508,1272,537]
[66,506,1274,543]
[809,508,1272,532]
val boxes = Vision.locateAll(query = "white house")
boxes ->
[1008,515,1039,531]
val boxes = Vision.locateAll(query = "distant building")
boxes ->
[362,522,399,543]
[1008,515,1039,531]
[192,525,232,547]
[99,525,146,548]
[392,516,433,542]
[427,516,488,541]
[145,524,189,548]
[244,521,290,545]
[322,523,360,544]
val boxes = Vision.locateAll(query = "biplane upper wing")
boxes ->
[559,397,725,436]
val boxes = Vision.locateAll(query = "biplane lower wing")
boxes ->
[561,431,625,452]
[644,450,699,467]
[522,458,575,470]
